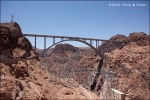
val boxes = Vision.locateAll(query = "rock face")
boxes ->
[98,34,127,55]
[0,22,35,58]
[109,34,127,41]
[127,32,149,46]
[98,32,149,54]
[0,75,24,100]
[109,32,149,45]
[95,33,149,99]
[52,43,79,54]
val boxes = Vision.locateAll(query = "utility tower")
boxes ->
[11,15,14,22]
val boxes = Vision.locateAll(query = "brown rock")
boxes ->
[61,87,73,95]
[0,76,23,100]
[17,37,32,54]
[12,48,29,58]
[96,44,149,99]
[52,43,79,54]
[0,22,22,55]
[0,22,37,58]
[10,61,29,79]
[98,32,149,54]
[109,34,127,41]
[98,34,127,54]
[127,32,149,46]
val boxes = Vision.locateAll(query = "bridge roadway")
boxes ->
[23,33,115,42]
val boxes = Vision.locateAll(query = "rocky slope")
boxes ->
[98,32,149,54]
[0,22,37,58]
[1,59,91,100]
[96,32,150,99]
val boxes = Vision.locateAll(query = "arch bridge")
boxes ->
[23,34,126,58]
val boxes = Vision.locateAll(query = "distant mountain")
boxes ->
[52,43,79,54]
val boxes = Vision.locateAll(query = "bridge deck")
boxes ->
[23,34,125,42]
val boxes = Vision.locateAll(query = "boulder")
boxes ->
[0,76,23,100]
[12,48,29,58]
[11,61,29,79]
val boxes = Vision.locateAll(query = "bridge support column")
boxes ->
[35,35,36,51]
[61,37,63,41]
[44,36,46,50]
[53,37,55,45]
[90,40,92,45]
[96,41,99,49]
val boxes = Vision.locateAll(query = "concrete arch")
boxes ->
[40,39,102,57]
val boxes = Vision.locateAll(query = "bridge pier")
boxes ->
[35,35,36,51]
[96,40,99,49]
[53,37,55,45]
[90,40,93,45]
[44,36,46,50]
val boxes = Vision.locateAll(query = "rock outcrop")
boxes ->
[52,43,79,54]
[98,32,149,54]
[98,34,127,54]
[127,32,149,46]
[0,22,36,58]
[40,32,149,99]
[96,32,149,99]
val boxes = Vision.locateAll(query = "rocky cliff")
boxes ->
[96,32,149,99]
[98,32,149,54]
[0,22,37,58]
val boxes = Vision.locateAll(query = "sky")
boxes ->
[1,0,149,49]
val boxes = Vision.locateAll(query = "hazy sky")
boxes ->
[1,0,149,49]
